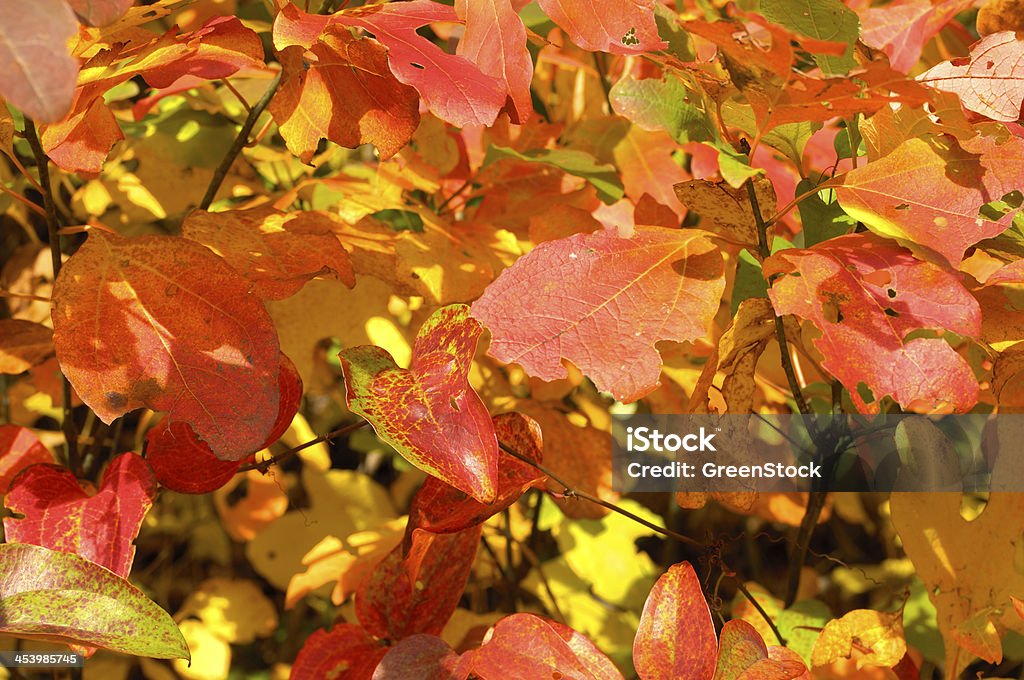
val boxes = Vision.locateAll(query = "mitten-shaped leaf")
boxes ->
[765,233,980,412]
[0,543,188,659]
[634,561,717,680]
[51,231,281,460]
[3,453,156,579]
[340,304,498,503]
[472,227,724,403]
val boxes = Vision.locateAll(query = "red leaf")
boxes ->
[355,525,482,640]
[456,0,534,124]
[0,319,54,374]
[765,233,980,413]
[340,304,499,504]
[146,421,241,495]
[408,412,545,534]
[465,613,623,680]
[271,8,420,161]
[291,624,385,680]
[919,31,1024,122]
[51,231,281,460]
[860,0,971,73]
[263,352,304,448]
[40,96,124,177]
[0,0,78,123]
[836,135,1024,267]
[633,561,716,680]
[472,227,724,403]
[3,453,156,579]
[372,634,466,680]
[0,426,54,494]
[537,0,666,54]
[182,206,355,300]
[66,0,134,27]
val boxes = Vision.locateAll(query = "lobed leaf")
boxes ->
[919,31,1024,122]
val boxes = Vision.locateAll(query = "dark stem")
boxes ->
[236,419,368,473]
[199,69,282,210]
[591,52,614,112]
[734,579,786,645]
[24,119,79,475]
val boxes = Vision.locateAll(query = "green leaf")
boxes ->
[371,208,425,233]
[610,75,716,143]
[759,0,859,75]
[0,543,189,660]
[654,4,697,62]
[484,145,625,204]
[795,179,856,246]
[730,237,793,315]
[721,100,820,168]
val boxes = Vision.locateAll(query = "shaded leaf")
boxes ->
[634,561,717,680]
[0,0,78,123]
[714,619,769,680]
[674,176,775,247]
[373,634,465,680]
[485,145,625,204]
[66,0,134,27]
[340,304,499,504]
[457,0,534,124]
[0,426,54,494]
[765,233,980,412]
[146,421,241,495]
[0,543,188,659]
[4,453,156,579]
[291,623,385,680]
[0,319,54,375]
[760,0,859,75]
[861,0,972,73]
[473,227,724,403]
[51,231,281,460]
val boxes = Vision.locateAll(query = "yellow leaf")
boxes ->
[176,578,278,645]
[173,620,231,680]
[811,609,907,669]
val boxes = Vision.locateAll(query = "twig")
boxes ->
[199,69,282,210]
[734,579,786,646]
[237,420,368,473]
[591,52,614,113]
[0,183,47,217]
[24,119,79,475]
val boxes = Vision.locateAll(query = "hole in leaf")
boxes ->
[449,397,460,412]
[884,308,899,317]
[894,203,910,211]
[856,382,876,405]
[410,62,426,70]
[887,288,896,298]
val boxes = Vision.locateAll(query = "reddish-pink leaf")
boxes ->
[182,205,355,299]
[0,426,54,494]
[456,0,534,124]
[40,96,124,177]
[355,525,482,641]
[466,613,623,680]
[271,7,420,161]
[860,0,971,73]
[66,0,134,27]
[836,135,1024,267]
[0,0,78,123]
[0,319,54,374]
[633,561,716,680]
[273,2,505,128]
[291,624,385,680]
[3,453,156,579]
[262,352,304,448]
[919,31,1024,122]
[765,233,980,413]
[715,620,770,680]
[472,227,724,403]
[340,304,499,504]
[51,231,281,460]
[408,412,545,534]
[372,634,466,680]
[537,0,666,54]
[146,421,241,495]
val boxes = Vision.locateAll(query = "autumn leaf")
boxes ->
[374,634,464,680]
[3,453,156,579]
[0,543,188,659]
[765,233,980,412]
[408,412,545,534]
[714,619,769,680]
[271,7,420,162]
[760,0,859,75]
[861,0,972,73]
[51,230,281,460]
[340,304,499,504]
[0,319,54,375]
[634,561,717,680]
[537,0,666,54]
[356,525,483,641]
[0,426,55,494]
[836,135,1024,267]
[66,0,134,27]
[919,31,1024,122]
[0,0,79,123]
[145,421,242,495]
[473,227,724,403]
[810,609,907,670]
[290,623,385,680]
[674,176,776,247]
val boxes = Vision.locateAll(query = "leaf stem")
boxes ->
[199,69,282,211]
[24,118,79,475]
[236,419,368,473]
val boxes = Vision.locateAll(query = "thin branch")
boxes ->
[0,183,47,217]
[764,174,845,229]
[734,579,786,646]
[24,119,79,475]
[199,69,282,210]
[237,420,368,473]
[591,52,614,113]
